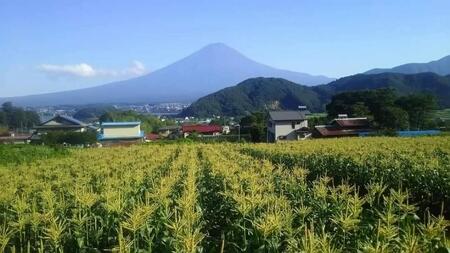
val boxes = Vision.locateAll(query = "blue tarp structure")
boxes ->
[359,130,441,137]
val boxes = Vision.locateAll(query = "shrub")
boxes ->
[41,131,97,146]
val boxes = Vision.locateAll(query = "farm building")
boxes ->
[146,133,160,141]
[0,132,31,144]
[313,116,371,138]
[97,122,144,145]
[182,124,223,138]
[33,115,90,132]
[31,115,95,141]
[158,125,181,137]
[267,111,309,142]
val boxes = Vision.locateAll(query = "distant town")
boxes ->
[30,102,191,123]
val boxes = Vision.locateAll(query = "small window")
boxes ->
[291,122,295,129]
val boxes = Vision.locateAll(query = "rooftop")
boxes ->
[40,115,88,127]
[332,117,370,128]
[314,125,361,137]
[269,111,306,121]
[101,122,141,127]
[159,125,181,131]
[182,124,222,133]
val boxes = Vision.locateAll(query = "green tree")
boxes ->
[1,102,40,130]
[350,102,371,118]
[99,110,175,133]
[239,112,267,142]
[395,94,437,130]
[99,111,114,123]
[325,89,440,131]
[0,111,6,126]
[1,102,13,114]
[377,106,409,130]
[326,88,397,122]
[24,111,40,128]
[307,116,328,129]
[42,131,97,145]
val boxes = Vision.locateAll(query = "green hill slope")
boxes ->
[180,78,324,117]
[314,72,450,107]
[181,73,450,117]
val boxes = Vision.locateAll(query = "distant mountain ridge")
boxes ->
[181,72,450,117]
[0,43,334,106]
[365,55,450,75]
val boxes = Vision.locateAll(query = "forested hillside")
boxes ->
[180,78,324,117]
[182,72,450,117]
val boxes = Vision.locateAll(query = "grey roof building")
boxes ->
[267,110,309,142]
[34,115,89,131]
[268,111,307,121]
[31,115,96,141]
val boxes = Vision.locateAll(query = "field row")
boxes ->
[243,137,450,216]
[0,139,449,252]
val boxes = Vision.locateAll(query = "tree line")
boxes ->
[0,102,40,133]
[238,88,441,142]
[326,88,438,130]
[99,110,176,133]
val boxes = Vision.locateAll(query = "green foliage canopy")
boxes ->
[326,89,437,130]
[99,110,175,133]
[0,102,40,130]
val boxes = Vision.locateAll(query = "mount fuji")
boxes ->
[1,43,334,106]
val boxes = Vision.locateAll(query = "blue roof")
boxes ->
[101,121,141,127]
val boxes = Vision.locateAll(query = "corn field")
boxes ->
[0,137,449,252]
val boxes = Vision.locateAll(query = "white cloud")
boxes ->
[38,61,148,78]
[127,61,146,76]
[38,63,97,77]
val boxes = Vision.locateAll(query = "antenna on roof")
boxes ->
[298,105,311,115]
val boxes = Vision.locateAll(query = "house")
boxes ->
[181,124,223,138]
[222,125,230,134]
[313,116,371,138]
[34,115,89,132]
[97,122,144,145]
[158,125,181,137]
[31,115,94,141]
[267,111,309,142]
[146,133,160,141]
[0,132,31,144]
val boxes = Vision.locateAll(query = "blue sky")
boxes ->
[1,0,450,97]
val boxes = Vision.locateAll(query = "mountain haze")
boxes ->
[0,43,334,106]
[365,55,450,75]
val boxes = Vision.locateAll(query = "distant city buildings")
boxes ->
[30,103,191,122]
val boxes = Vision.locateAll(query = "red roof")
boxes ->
[333,118,369,128]
[314,126,360,137]
[182,124,222,134]
[146,133,159,141]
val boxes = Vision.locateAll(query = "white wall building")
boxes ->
[267,111,308,142]
[98,122,144,144]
